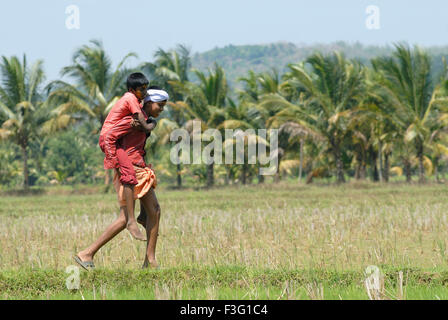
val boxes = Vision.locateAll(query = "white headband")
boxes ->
[144,89,169,103]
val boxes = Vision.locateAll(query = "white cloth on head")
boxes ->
[144,89,169,103]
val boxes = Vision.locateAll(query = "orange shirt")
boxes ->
[118,126,148,168]
[100,92,142,136]
[100,109,148,169]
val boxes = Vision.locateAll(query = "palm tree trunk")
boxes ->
[274,154,282,183]
[225,166,230,185]
[299,138,304,182]
[418,156,425,183]
[257,162,265,184]
[177,163,182,188]
[417,144,425,183]
[206,163,214,188]
[372,162,379,182]
[206,148,215,188]
[404,158,412,183]
[21,145,29,190]
[355,154,365,180]
[360,163,367,180]
[229,166,235,184]
[383,152,390,183]
[242,163,248,185]
[333,145,345,184]
[434,157,440,183]
[378,141,383,182]
[370,150,379,182]
[355,162,360,180]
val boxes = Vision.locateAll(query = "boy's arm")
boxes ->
[132,112,157,133]
[124,97,155,132]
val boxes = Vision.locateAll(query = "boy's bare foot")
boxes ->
[127,221,146,241]
[142,258,159,269]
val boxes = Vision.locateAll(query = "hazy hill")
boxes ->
[191,41,448,89]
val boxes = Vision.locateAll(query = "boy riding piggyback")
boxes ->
[99,73,156,241]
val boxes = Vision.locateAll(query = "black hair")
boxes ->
[126,73,149,91]
[148,85,162,90]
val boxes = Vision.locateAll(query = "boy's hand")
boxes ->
[131,118,145,131]
[147,118,157,127]
[136,112,157,133]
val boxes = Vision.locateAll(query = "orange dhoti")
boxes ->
[113,165,157,207]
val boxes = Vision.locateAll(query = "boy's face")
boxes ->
[144,100,166,118]
[130,85,148,102]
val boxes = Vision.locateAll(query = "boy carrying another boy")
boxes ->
[99,72,155,241]
[75,88,168,269]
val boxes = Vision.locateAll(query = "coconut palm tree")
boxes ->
[430,62,448,182]
[142,44,191,100]
[194,64,228,187]
[371,43,448,183]
[149,101,197,188]
[171,63,228,187]
[278,122,312,182]
[361,68,405,182]
[141,45,192,187]
[217,100,268,184]
[263,52,366,183]
[237,70,262,105]
[45,40,137,184]
[46,40,136,130]
[266,104,325,183]
[348,109,383,182]
[0,55,49,189]
[257,68,282,95]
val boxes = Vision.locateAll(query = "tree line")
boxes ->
[1,40,448,189]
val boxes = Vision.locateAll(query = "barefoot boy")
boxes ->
[75,88,168,270]
[99,73,156,241]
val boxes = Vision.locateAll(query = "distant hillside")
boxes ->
[191,41,448,89]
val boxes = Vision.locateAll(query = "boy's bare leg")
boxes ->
[140,188,161,268]
[76,207,127,262]
[137,202,147,228]
[124,184,146,241]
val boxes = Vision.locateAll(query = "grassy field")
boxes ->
[2,180,448,300]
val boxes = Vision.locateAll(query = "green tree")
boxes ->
[218,100,268,184]
[361,68,405,182]
[147,101,196,188]
[47,40,136,130]
[45,129,101,184]
[237,70,260,103]
[142,45,192,187]
[263,52,366,183]
[257,68,282,95]
[172,63,228,187]
[0,143,21,186]
[142,44,191,100]
[372,44,448,183]
[0,55,49,188]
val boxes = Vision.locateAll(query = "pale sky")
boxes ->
[1,0,447,81]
